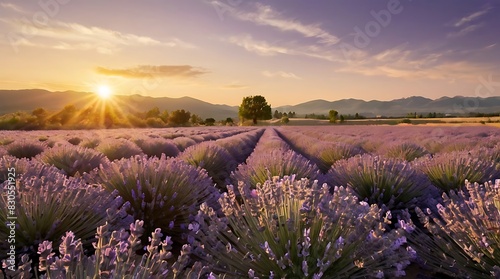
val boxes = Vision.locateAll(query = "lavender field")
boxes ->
[1,125,500,278]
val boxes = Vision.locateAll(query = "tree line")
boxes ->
[0,105,234,130]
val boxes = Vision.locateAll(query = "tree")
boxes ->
[340,115,345,123]
[329,109,339,123]
[31,108,48,128]
[48,105,78,125]
[205,117,215,126]
[169,109,191,126]
[159,110,169,123]
[224,117,234,126]
[145,107,160,119]
[190,114,202,125]
[238,95,272,124]
[205,118,216,126]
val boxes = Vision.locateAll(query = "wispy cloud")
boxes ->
[96,65,209,79]
[227,34,341,62]
[2,18,195,53]
[210,1,339,45]
[447,23,483,38]
[336,45,492,81]
[0,2,26,13]
[228,35,290,56]
[447,7,490,38]
[262,70,301,79]
[221,83,249,89]
[453,7,491,27]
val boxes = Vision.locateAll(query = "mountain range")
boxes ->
[274,96,500,117]
[1,89,500,119]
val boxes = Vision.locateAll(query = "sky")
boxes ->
[0,0,499,107]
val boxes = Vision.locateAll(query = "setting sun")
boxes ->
[97,85,112,99]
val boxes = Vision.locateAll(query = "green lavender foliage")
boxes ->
[81,138,101,149]
[6,140,45,159]
[67,137,82,145]
[179,142,237,191]
[97,138,143,161]
[190,176,415,278]
[312,142,365,172]
[416,151,498,192]
[134,137,180,158]
[86,155,220,250]
[0,168,130,261]
[329,154,432,210]
[383,142,428,161]
[37,145,108,176]
[412,180,500,278]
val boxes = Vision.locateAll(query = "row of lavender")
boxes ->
[0,127,266,278]
[1,126,500,278]
[0,127,259,178]
[277,126,500,193]
[278,125,500,157]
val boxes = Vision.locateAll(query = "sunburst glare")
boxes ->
[97,85,112,99]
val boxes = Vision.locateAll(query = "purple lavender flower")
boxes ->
[412,179,500,278]
[37,144,108,176]
[0,167,129,267]
[180,141,237,191]
[86,154,220,251]
[329,154,433,209]
[191,176,414,278]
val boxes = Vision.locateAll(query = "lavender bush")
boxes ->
[312,142,364,172]
[6,140,45,159]
[97,139,143,161]
[134,137,180,158]
[37,145,108,176]
[0,156,63,183]
[383,142,428,161]
[329,154,433,209]
[180,142,237,191]
[231,149,322,189]
[416,151,498,192]
[3,220,217,278]
[0,169,130,262]
[81,138,101,149]
[412,179,500,278]
[190,176,415,278]
[172,136,197,152]
[86,155,220,250]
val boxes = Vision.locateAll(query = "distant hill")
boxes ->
[274,96,500,117]
[1,90,499,119]
[0,89,238,120]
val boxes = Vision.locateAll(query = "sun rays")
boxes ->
[97,85,112,100]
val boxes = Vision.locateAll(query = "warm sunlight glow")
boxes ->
[97,85,112,99]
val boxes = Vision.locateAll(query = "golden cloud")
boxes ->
[96,65,209,79]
